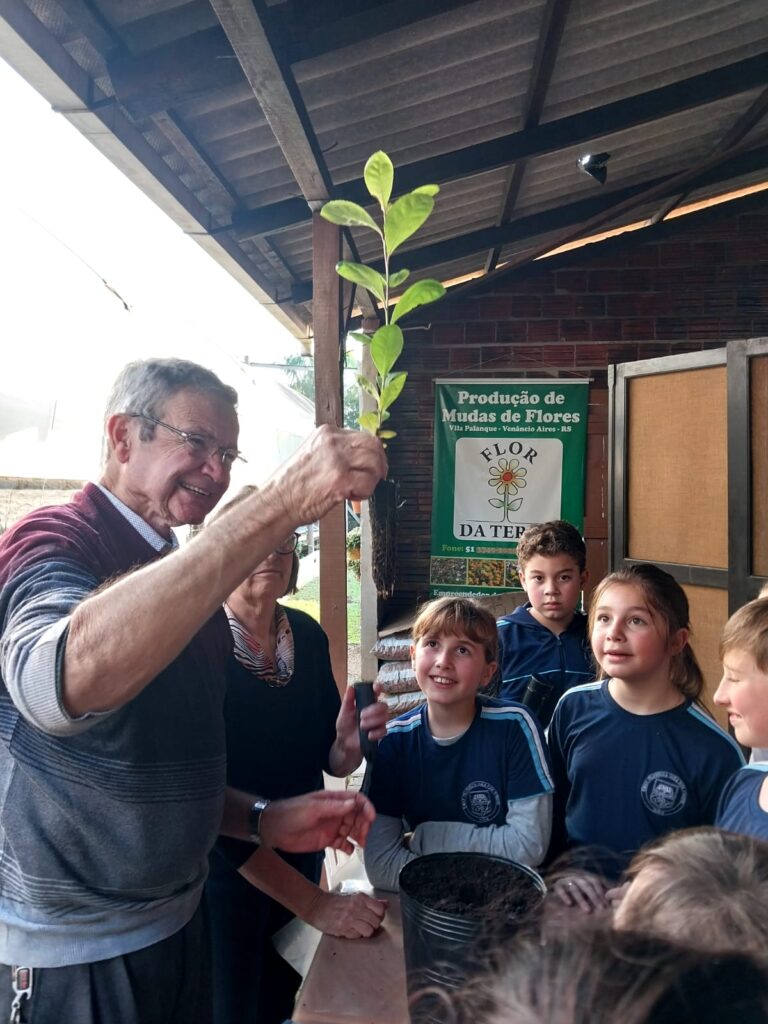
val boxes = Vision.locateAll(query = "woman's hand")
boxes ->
[552,872,611,913]
[606,880,630,910]
[305,889,388,938]
[329,683,388,777]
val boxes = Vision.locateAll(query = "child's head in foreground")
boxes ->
[516,521,588,632]
[715,597,768,749]
[411,597,498,696]
[614,827,768,962]
[448,922,768,1024]
[587,563,703,701]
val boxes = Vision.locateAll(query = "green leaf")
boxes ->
[379,371,407,410]
[358,411,380,434]
[364,151,394,209]
[388,268,410,290]
[370,323,404,378]
[320,200,380,233]
[356,374,379,399]
[384,193,434,256]
[380,409,391,422]
[412,184,440,197]
[391,279,446,324]
[510,498,523,511]
[488,499,505,508]
[377,429,397,440]
[348,331,373,346]
[335,261,386,302]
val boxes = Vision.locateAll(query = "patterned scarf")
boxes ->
[225,603,295,687]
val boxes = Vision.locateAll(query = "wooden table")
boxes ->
[292,895,409,1024]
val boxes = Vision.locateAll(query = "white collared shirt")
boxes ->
[95,484,179,552]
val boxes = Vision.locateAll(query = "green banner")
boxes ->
[430,379,589,596]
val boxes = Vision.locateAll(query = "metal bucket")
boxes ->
[399,853,545,1023]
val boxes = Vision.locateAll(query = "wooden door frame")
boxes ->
[609,347,727,591]
[728,336,768,611]
[609,339,768,612]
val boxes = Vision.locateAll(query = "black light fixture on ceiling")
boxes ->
[578,152,611,184]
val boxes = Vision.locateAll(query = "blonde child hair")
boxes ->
[450,922,768,1024]
[719,596,768,672]
[587,563,704,701]
[615,827,768,961]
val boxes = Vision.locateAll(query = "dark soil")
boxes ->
[402,855,545,1021]
[402,854,543,922]
[369,478,398,599]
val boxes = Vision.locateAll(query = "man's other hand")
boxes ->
[259,789,376,855]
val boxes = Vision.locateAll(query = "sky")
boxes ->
[0,57,311,482]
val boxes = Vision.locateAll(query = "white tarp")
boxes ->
[0,206,314,485]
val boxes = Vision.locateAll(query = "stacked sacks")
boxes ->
[371,635,426,719]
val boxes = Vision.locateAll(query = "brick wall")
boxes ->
[383,196,768,617]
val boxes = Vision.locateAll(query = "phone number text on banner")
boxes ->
[430,379,589,596]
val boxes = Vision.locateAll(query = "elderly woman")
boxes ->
[206,487,388,1024]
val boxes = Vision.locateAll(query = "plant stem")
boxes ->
[379,205,391,432]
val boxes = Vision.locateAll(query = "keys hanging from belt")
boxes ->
[9,966,32,1024]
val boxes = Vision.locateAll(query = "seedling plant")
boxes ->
[320,151,445,442]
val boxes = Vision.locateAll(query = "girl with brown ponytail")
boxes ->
[548,563,745,912]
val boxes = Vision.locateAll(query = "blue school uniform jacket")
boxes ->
[496,604,594,705]
[369,696,553,829]
[548,680,745,878]
[716,764,768,842]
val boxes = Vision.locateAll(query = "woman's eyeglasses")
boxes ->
[275,533,300,555]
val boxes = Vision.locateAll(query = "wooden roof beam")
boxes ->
[209,0,377,319]
[55,0,119,53]
[650,85,768,224]
[289,141,768,303]
[0,0,308,337]
[477,135,768,292]
[210,0,331,202]
[485,0,572,274]
[450,188,768,302]
[272,0,479,65]
[108,28,242,122]
[229,52,768,240]
[107,0,473,121]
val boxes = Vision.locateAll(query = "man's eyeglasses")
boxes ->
[133,414,246,469]
[275,533,300,555]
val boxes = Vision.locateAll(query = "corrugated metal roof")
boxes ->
[3,0,768,337]
[518,89,767,212]
[544,0,768,116]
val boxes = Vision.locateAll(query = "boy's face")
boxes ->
[519,553,587,631]
[411,631,496,711]
[714,647,768,749]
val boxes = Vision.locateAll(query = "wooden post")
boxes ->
[312,211,347,692]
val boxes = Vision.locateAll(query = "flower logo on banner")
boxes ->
[487,458,527,522]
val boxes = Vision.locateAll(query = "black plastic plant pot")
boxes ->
[399,852,546,1023]
[353,682,378,761]
[520,674,558,729]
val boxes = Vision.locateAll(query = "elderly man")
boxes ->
[0,358,387,1024]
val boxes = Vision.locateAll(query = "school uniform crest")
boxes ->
[461,781,501,823]
[640,771,687,815]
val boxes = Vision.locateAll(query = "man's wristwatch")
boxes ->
[248,797,271,845]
